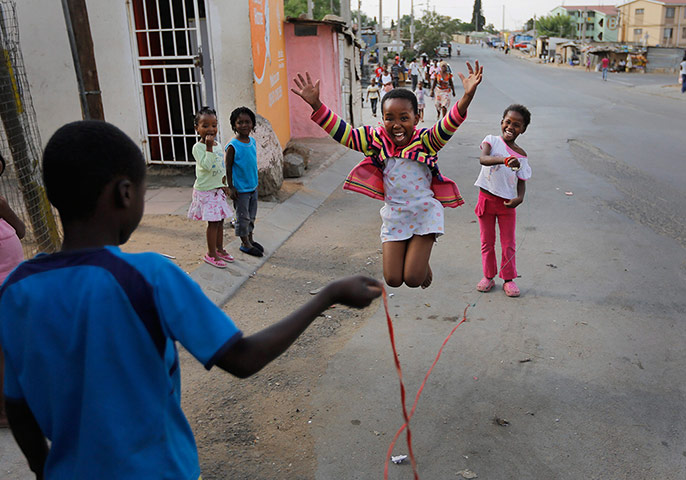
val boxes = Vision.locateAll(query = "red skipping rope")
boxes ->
[381,287,469,480]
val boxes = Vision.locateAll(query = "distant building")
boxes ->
[550,5,620,42]
[617,0,686,47]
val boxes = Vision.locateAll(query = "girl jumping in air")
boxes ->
[225,107,264,257]
[292,62,483,288]
[474,104,532,297]
[187,106,235,268]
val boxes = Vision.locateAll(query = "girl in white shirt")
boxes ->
[473,104,532,297]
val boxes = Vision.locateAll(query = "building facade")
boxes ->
[551,5,620,42]
[618,0,686,47]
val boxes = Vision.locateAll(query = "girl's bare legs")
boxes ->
[382,234,435,288]
[207,221,222,259]
[215,219,226,254]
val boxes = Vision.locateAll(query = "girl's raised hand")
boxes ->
[456,60,483,97]
[291,72,323,111]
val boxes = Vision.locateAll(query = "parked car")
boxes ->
[513,42,531,49]
[436,44,449,57]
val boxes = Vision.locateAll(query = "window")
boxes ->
[634,28,642,35]
[666,7,675,18]
[635,8,644,14]
[664,27,673,38]
[683,27,686,37]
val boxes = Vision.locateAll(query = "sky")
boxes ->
[356,0,615,31]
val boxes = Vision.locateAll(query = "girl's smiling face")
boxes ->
[195,113,217,143]
[233,113,254,138]
[383,98,419,147]
[501,110,526,143]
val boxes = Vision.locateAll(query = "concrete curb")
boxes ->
[189,149,362,306]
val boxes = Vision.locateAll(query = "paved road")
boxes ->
[313,45,686,479]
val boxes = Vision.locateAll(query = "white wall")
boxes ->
[16,1,142,148]
[206,1,255,136]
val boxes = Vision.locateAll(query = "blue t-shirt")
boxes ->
[226,137,258,193]
[0,246,242,479]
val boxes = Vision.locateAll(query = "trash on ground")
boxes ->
[457,469,478,479]
[519,358,532,363]
[309,286,324,295]
[391,454,407,464]
[494,417,510,426]
[160,253,176,259]
[546,263,557,268]
[565,191,573,196]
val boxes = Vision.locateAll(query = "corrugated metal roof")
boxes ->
[560,5,620,15]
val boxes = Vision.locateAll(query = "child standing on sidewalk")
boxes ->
[187,106,235,268]
[225,107,263,257]
[474,104,532,297]
[292,62,483,289]
[414,80,426,122]
[0,120,382,479]
[0,153,25,428]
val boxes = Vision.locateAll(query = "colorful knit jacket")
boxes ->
[310,102,466,208]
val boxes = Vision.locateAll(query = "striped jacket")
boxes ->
[310,102,466,208]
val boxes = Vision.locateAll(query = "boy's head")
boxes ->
[380,89,419,147]
[0,152,5,177]
[230,106,256,135]
[43,121,146,242]
[501,104,531,142]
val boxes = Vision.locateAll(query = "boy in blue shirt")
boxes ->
[0,120,382,479]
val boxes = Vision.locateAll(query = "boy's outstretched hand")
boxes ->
[324,275,383,309]
[456,60,483,97]
[291,72,323,111]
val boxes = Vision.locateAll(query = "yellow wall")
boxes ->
[249,0,290,147]
[619,0,686,46]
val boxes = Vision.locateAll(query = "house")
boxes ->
[15,0,292,165]
[617,0,686,47]
[550,5,620,42]
[285,15,362,139]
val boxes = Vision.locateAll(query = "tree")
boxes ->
[284,0,340,20]
[471,0,486,32]
[535,14,575,38]
[352,10,376,26]
[525,18,535,31]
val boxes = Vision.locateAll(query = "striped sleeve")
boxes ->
[311,104,375,155]
[421,101,467,154]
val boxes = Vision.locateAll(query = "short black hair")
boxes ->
[503,104,531,128]
[381,88,419,115]
[194,106,217,126]
[230,106,256,132]
[43,121,146,221]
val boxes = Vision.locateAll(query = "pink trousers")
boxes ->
[475,189,517,280]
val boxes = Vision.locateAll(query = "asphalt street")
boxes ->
[312,44,686,479]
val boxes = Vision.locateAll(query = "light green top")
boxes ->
[192,141,227,191]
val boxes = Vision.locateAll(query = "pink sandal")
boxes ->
[216,250,235,263]
[203,254,227,269]
[476,277,495,292]
[503,281,520,297]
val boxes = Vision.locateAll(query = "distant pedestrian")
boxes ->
[380,66,393,101]
[680,56,686,94]
[474,104,532,297]
[585,57,591,71]
[225,107,264,257]
[366,77,380,117]
[415,80,426,122]
[187,106,235,268]
[431,61,455,120]
[601,57,609,81]
[391,60,400,88]
[409,58,420,90]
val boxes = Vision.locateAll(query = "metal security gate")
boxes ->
[128,0,212,164]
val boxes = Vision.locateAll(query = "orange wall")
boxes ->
[285,22,342,139]
[249,0,290,147]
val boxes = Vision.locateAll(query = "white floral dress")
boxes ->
[379,157,444,242]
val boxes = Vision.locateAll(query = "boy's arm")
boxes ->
[216,275,382,378]
[504,179,526,208]
[224,145,237,200]
[6,399,48,479]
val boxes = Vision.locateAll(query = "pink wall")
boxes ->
[285,23,341,139]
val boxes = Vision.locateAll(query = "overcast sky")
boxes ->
[356,0,615,31]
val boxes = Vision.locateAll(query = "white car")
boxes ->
[436,45,449,57]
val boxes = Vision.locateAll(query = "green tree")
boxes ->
[525,18,535,31]
[284,0,340,20]
[535,14,575,38]
[471,0,486,32]
[352,10,376,26]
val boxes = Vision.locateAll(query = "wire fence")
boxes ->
[0,0,61,257]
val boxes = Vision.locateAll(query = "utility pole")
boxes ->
[341,0,351,25]
[410,0,415,47]
[357,0,362,42]
[397,0,401,42]
[502,4,505,33]
[61,0,104,120]
[307,0,313,19]
[378,0,383,43]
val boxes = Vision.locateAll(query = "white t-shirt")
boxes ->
[474,134,532,200]
[409,62,421,76]
[680,61,686,75]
